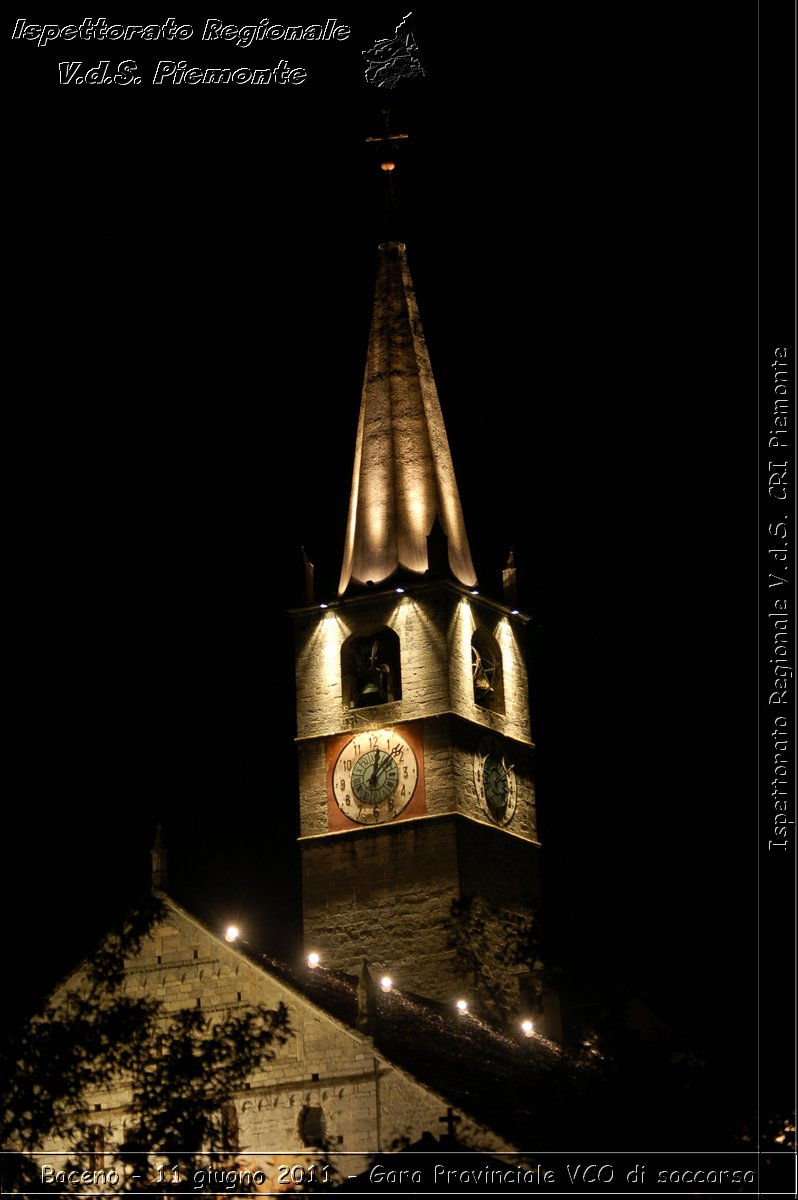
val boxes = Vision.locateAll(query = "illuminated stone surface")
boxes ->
[339,242,477,594]
[35,897,541,1173]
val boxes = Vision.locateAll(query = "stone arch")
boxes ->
[220,1101,239,1152]
[87,1123,104,1169]
[471,627,505,714]
[297,1104,326,1148]
[341,627,401,709]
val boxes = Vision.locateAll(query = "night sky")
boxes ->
[6,9,763,1143]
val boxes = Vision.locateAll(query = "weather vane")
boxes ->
[362,12,425,89]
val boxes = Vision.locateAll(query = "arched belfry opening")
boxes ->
[341,628,402,710]
[471,628,504,714]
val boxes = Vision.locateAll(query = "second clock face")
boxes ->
[474,733,517,825]
[332,728,418,825]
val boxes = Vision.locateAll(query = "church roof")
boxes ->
[235,932,589,1151]
[32,891,590,1154]
[338,242,477,596]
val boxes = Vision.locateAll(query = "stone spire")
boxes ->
[338,241,477,595]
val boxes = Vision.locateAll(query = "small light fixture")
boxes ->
[307,952,320,969]
[380,975,393,992]
[521,1019,534,1037]
[225,926,239,943]
[380,161,395,172]
[511,609,520,616]
[319,603,329,610]
[471,589,479,596]
[395,587,404,594]
[456,998,468,1013]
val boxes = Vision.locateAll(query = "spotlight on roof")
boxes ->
[225,926,239,943]
[456,998,468,1013]
[307,952,320,969]
[511,609,520,615]
[521,1019,534,1037]
[395,587,405,594]
[471,589,479,596]
[380,976,393,992]
[319,603,329,610]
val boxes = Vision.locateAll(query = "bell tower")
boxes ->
[291,233,540,1007]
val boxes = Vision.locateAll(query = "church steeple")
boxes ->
[293,167,539,1009]
[338,241,477,595]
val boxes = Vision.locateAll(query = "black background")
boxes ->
[3,5,783,1156]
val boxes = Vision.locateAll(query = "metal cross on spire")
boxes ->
[365,110,408,240]
[365,108,409,173]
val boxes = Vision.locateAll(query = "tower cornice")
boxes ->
[291,577,531,624]
[297,810,541,848]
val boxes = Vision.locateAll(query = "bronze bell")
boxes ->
[356,639,390,706]
[357,676,386,707]
[472,647,494,695]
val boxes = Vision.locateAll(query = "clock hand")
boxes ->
[369,749,382,787]
[495,761,514,783]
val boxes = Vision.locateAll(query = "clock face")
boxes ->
[332,728,419,825]
[474,733,517,825]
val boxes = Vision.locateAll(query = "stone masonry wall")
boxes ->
[301,818,462,1000]
[302,815,540,1003]
[39,900,505,1184]
[292,583,532,746]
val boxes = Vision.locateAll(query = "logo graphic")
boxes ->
[362,13,425,88]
